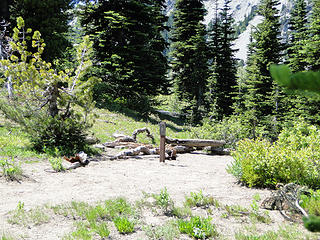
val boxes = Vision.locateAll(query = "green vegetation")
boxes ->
[235,224,318,240]
[8,202,49,227]
[4,191,320,239]
[177,216,218,239]
[184,190,218,208]
[229,121,320,188]
[152,187,174,214]
[143,220,180,240]
[0,234,16,240]
[80,0,169,114]
[0,157,22,181]
[303,215,320,233]
[0,17,97,156]
[48,157,65,172]
[113,216,135,234]
[300,190,320,216]
[170,0,209,123]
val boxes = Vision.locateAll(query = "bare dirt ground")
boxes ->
[0,151,312,239]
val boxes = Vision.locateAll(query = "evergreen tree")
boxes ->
[243,0,283,137]
[171,0,209,124]
[284,0,320,124]
[208,0,238,119]
[81,0,169,114]
[9,0,72,62]
[0,0,11,21]
[287,0,308,72]
[303,0,320,71]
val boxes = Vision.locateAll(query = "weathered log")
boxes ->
[165,137,226,148]
[174,145,194,153]
[132,127,154,142]
[104,141,154,149]
[110,146,158,160]
[112,127,155,143]
[110,145,178,160]
[86,135,100,144]
[204,147,231,155]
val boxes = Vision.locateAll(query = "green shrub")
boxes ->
[113,216,135,234]
[300,190,320,216]
[184,190,217,208]
[92,222,110,238]
[228,121,320,188]
[303,215,320,232]
[143,221,180,240]
[8,203,49,227]
[152,188,175,214]
[49,157,65,172]
[63,221,92,240]
[177,216,217,239]
[104,198,135,219]
[190,115,265,148]
[30,116,93,156]
[0,157,22,181]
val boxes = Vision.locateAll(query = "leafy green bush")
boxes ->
[152,187,175,214]
[228,121,320,188]
[104,198,135,220]
[300,190,320,216]
[184,190,217,208]
[49,157,65,172]
[190,115,265,148]
[0,157,22,181]
[177,216,217,239]
[303,215,320,232]
[92,222,110,238]
[113,216,135,234]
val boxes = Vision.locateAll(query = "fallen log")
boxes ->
[165,137,226,148]
[104,141,154,149]
[110,146,177,160]
[112,127,155,143]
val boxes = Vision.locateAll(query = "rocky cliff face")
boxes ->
[166,0,312,61]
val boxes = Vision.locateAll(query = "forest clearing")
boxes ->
[1,0,320,239]
[0,109,320,239]
[0,145,317,239]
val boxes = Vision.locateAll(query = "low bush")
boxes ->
[177,216,217,239]
[143,221,180,240]
[113,217,135,234]
[0,157,22,181]
[190,115,265,148]
[184,190,217,208]
[300,190,320,216]
[228,121,320,189]
[152,187,175,215]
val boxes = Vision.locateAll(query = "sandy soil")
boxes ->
[0,151,308,239]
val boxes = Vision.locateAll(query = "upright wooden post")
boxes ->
[159,122,166,163]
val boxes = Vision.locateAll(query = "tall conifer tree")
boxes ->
[81,0,169,114]
[171,0,209,123]
[303,0,320,71]
[208,0,238,119]
[284,0,320,124]
[243,0,283,136]
[287,0,308,72]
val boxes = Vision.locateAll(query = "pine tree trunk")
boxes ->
[48,84,59,117]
